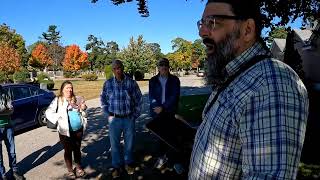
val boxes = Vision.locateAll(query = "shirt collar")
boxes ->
[225,42,270,77]
[158,75,168,80]
[113,74,127,84]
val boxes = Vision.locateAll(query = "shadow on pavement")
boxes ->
[18,141,63,175]
[40,86,210,179]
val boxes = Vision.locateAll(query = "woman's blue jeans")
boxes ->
[0,125,18,176]
[108,116,135,168]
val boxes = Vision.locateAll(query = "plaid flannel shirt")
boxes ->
[189,43,309,180]
[100,75,142,119]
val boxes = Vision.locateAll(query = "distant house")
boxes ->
[295,21,320,83]
[271,21,320,83]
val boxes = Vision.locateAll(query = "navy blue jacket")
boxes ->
[149,74,180,117]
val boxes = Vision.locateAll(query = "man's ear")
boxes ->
[241,19,256,42]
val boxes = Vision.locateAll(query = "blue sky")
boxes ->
[0,0,206,54]
[0,0,304,54]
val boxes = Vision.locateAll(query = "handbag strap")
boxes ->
[204,55,270,114]
[56,97,59,113]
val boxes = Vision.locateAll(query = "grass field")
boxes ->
[178,94,210,123]
[52,79,148,100]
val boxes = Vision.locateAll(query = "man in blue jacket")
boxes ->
[149,58,180,118]
[149,58,185,174]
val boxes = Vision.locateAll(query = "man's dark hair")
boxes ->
[207,0,262,38]
[158,58,170,66]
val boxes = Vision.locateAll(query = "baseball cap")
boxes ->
[158,58,170,67]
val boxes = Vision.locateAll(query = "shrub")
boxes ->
[37,72,50,81]
[105,65,113,80]
[13,70,30,83]
[7,75,14,83]
[81,73,98,81]
[36,72,54,90]
[134,71,144,81]
[63,71,78,78]
[0,71,6,83]
[41,79,54,90]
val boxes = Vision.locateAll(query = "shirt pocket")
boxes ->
[107,90,114,101]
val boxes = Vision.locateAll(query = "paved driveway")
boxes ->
[1,75,211,179]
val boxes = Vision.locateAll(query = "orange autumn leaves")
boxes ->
[62,45,89,72]
[29,43,89,72]
[29,43,53,70]
[0,43,21,74]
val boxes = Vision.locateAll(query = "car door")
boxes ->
[10,85,38,130]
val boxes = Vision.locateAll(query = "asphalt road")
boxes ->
[1,75,211,180]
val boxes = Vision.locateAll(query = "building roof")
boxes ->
[308,20,320,44]
[294,29,313,42]
[273,38,286,52]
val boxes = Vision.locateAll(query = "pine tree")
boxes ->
[42,25,61,45]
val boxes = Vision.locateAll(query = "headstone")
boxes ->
[40,83,47,90]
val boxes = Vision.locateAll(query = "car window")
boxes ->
[11,87,31,100]
[30,87,39,96]
[2,87,12,97]
[38,88,47,95]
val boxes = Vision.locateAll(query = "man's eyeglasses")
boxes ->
[197,15,245,31]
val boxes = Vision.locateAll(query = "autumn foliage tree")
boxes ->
[29,43,53,71]
[0,43,21,74]
[0,24,28,67]
[63,45,89,72]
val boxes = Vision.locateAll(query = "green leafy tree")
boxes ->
[91,41,120,71]
[171,37,193,70]
[191,39,206,68]
[85,34,105,71]
[267,26,288,45]
[103,41,120,67]
[106,41,119,60]
[120,35,154,76]
[0,23,28,67]
[166,38,206,72]
[165,52,180,71]
[147,42,162,72]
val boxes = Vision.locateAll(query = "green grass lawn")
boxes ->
[177,94,209,124]
[52,79,148,100]
[177,93,320,179]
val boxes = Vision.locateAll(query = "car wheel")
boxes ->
[38,108,47,126]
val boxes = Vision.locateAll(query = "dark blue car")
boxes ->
[1,83,55,131]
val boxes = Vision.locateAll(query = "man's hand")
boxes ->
[80,103,87,111]
[153,106,163,114]
[108,115,114,121]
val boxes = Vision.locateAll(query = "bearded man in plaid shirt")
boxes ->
[101,59,142,178]
[189,0,309,179]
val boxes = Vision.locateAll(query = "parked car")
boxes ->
[197,69,205,77]
[1,83,55,131]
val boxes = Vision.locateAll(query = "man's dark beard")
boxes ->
[204,29,240,86]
